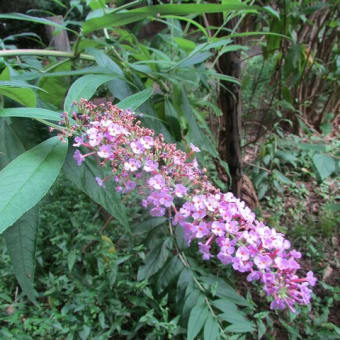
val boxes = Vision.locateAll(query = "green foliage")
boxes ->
[0,1,339,338]
[249,132,339,200]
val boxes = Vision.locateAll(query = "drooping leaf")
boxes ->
[3,207,39,303]
[0,107,62,121]
[187,303,209,340]
[117,88,153,111]
[0,13,70,30]
[83,3,251,33]
[156,256,184,293]
[0,136,68,234]
[204,315,219,340]
[137,237,172,281]
[0,80,44,90]
[312,153,336,181]
[62,146,129,228]
[64,74,116,112]
[164,99,182,141]
[0,120,39,303]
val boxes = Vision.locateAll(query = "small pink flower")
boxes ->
[130,140,145,154]
[190,143,200,152]
[95,177,104,187]
[174,184,187,198]
[148,174,166,190]
[140,136,154,149]
[124,158,142,172]
[143,159,158,172]
[73,150,85,166]
[236,246,250,262]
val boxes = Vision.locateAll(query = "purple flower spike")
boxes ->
[63,100,317,313]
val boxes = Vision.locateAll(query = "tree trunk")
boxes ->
[206,14,243,198]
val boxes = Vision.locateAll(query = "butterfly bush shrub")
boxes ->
[59,99,316,313]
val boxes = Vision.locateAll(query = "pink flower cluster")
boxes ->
[62,100,316,313]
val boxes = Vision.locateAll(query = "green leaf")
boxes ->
[0,87,36,107]
[83,3,251,32]
[183,289,203,320]
[0,67,10,81]
[213,299,239,313]
[88,49,134,101]
[219,311,251,324]
[176,268,194,306]
[187,303,209,340]
[312,153,336,181]
[64,74,116,112]
[201,275,250,306]
[204,315,219,340]
[276,150,297,167]
[0,136,68,234]
[0,120,26,168]
[108,78,132,101]
[0,80,43,91]
[0,13,71,31]
[117,88,153,111]
[225,320,255,333]
[87,49,123,75]
[272,169,293,185]
[258,183,268,200]
[262,5,280,19]
[137,237,172,281]
[0,120,38,303]
[39,61,71,108]
[0,107,61,121]
[180,88,218,156]
[133,217,167,236]
[62,146,129,228]
[257,320,266,340]
[3,207,39,303]
[164,99,182,141]
[67,250,77,272]
[156,256,184,292]
[178,52,212,68]
[174,37,196,53]
[88,0,110,10]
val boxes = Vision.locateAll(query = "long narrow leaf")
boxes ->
[4,208,39,303]
[83,3,252,33]
[0,107,62,121]
[0,13,74,32]
[0,121,39,302]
